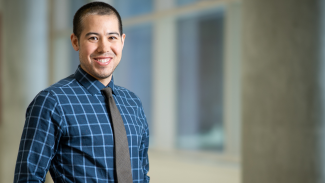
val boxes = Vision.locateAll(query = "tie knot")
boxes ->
[101,87,113,97]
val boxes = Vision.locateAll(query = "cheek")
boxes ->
[111,44,123,56]
[81,43,97,57]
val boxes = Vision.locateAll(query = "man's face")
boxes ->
[71,14,125,85]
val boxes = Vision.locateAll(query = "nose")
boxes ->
[97,38,110,53]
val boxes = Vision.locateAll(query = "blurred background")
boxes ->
[1,0,324,183]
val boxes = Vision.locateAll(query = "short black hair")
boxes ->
[73,2,123,39]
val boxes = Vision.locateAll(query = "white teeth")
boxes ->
[97,59,109,63]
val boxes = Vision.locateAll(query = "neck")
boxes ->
[98,75,112,86]
[79,65,112,86]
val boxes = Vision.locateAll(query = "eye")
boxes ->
[89,37,98,41]
[109,36,117,40]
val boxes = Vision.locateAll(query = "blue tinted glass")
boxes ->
[69,0,88,26]
[177,9,225,151]
[177,0,199,6]
[114,23,153,132]
[114,0,153,18]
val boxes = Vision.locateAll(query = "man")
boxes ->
[14,2,150,183]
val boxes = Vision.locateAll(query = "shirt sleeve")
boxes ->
[138,106,150,183]
[14,90,64,183]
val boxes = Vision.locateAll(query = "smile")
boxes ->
[97,59,110,63]
[93,57,112,65]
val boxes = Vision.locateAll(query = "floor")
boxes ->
[147,150,241,183]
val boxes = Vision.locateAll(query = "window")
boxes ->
[177,10,225,151]
[114,0,153,18]
[177,0,199,6]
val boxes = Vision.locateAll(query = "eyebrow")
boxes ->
[85,32,120,37]
[108,32,120,36]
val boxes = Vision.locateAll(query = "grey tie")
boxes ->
[102,87,133,183]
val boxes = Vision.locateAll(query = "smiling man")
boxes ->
[14,2,150,183]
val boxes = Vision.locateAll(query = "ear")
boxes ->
[121,33,126,49]
[71,33,79,51]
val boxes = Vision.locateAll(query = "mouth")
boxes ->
[93,57,112,65]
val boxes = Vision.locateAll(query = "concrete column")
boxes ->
[152,16,177,151]
[242,0,324,183]
[0,0,49,182]
[152,0,177,150]
[152,18,177,150]
[224,2,242,157]
[50,0,71,84]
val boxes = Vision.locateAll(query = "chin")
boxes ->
[95,72,112,79]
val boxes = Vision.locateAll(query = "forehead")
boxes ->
[80,14,119,34]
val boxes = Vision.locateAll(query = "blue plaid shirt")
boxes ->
[14,66,150,183]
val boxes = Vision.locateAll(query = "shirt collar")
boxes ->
[74,65,116,95]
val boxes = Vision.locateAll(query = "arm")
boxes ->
[140,126,150,183]
[14,91,63,183]
[138,106,150,183]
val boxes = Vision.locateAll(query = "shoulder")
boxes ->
[27,74,77,110]
[43,74,77,95]
[114,85,142,105]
